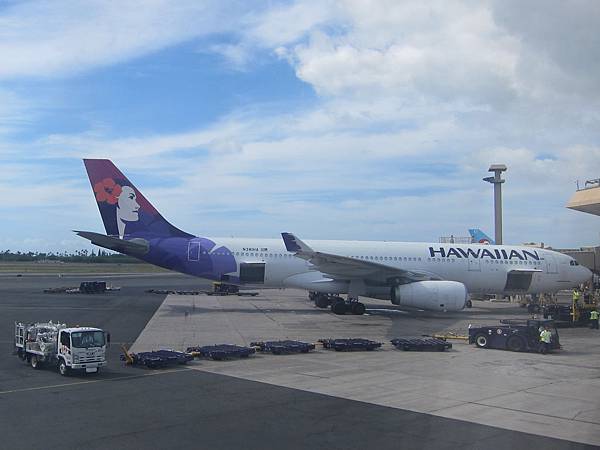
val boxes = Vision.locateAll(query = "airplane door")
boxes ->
[545,255,558,274]
[187,241,200,261]
[239,263,265,284]
[504,271,533,291]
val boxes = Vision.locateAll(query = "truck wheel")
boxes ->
[315,295,331,309]
[30,355,42,369]
[474,334,489,348]
[351,302,366,315]
[331,300,347,315]
[58,359,69,376]
[507,336,525,352]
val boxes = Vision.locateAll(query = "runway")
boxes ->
[1,274,597,449]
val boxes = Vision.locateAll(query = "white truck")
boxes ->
[14,321,109,375]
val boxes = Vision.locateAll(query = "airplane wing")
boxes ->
[75,230,150,256]
[281,232,441,284]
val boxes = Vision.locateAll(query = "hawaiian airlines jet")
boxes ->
[77,159,591,315]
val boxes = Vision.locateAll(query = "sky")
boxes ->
[1,0,599,253]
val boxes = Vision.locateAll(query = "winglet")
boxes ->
[281,232,313,254]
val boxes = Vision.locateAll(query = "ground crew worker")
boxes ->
[573,289,581,306]
[539,326,552,354]
[590,309,599,330]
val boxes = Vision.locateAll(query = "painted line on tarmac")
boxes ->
[0,367,190,396]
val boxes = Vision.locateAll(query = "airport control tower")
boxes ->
[566,179,600,216]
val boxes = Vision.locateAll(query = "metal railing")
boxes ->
[439,236,473,244]
[576,179,600,191]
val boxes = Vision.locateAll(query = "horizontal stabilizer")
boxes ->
[75,230,149,256]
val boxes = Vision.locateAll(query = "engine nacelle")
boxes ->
[390,281,467,311]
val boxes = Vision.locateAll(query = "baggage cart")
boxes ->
[390,337,452,351]
[251,340,315,354]
[319,338,382,351]
[186,344,255,360]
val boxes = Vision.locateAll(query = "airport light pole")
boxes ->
[483,164,507,245]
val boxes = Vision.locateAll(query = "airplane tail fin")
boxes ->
[83,159,192,239]
[468,228,494,245]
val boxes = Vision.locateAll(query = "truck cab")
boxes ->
[57,327,108,374]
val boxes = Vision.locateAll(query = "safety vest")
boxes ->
[591,310,599,320]
[540,330,552,344]
[573,291,581,301]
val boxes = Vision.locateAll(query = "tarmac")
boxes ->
[1,273,599,449]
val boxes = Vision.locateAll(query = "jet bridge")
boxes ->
[566,179,600,216]
[564,179,600,274]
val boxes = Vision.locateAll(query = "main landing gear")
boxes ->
[309,292,366,315]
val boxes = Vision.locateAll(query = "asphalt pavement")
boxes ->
[0,274,593,450]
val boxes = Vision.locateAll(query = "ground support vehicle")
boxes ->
[146,289,200,295]
[121,349,193,369]
[319,338,382,351]
[186,344,255,360]
[390,337,452,351]
[251,340,315,354]
[79,281,107,293]
[309,292,367,315]
[468,319,560,352]
[44,281,119,294]
[205,282,259,297]
[14,321,108,375]
[543,301,598,327]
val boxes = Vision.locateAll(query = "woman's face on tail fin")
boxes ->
[117,186,140,221]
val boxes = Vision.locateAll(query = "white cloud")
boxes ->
[1,0,600,251]
[0,0,248,79]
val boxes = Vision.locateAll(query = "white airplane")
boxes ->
[77,159,592,315]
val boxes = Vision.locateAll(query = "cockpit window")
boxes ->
[569,260,580,266]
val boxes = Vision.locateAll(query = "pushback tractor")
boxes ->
[14,321,109,375]
[468,319,560,352]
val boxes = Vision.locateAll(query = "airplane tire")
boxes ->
[474,334,489,349]
[466,299,472,308]
[351,303,366,315]
[332,300,347,315]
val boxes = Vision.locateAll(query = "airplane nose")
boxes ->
[580,267,593,283]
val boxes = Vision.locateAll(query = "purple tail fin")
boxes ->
[83,159,191,239]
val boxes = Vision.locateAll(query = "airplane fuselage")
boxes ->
[80,159,592,313]
[137,236,589,298]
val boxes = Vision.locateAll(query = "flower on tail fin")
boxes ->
[94,178,122,205]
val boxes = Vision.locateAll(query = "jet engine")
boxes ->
[390,281,467,311]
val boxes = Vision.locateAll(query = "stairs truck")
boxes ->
[14,321,109,375]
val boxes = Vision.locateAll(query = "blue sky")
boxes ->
[1,0,600,252]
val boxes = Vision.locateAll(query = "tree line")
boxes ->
[0,249,142,264]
